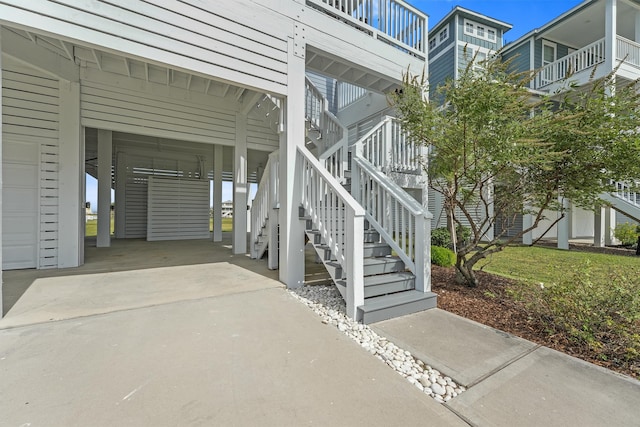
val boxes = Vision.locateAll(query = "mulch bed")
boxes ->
[431,265,638,379]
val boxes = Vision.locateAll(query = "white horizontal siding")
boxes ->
[0,0,290,94]
[147,176,210,241]
[80,77,237,145]
[2,61,60,269]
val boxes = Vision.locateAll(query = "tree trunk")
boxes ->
[455,256,479,287]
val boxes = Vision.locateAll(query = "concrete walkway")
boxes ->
[2,238,639,426]
[0,239,463,426]
[374,309,640,427]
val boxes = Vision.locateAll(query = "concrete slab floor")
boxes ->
[373,308,538,387]
[0,286,467,426]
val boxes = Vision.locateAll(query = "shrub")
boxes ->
[431,226,472,249]
[512,263,640,372]
[613,222,640,246]
[431,245,456,267]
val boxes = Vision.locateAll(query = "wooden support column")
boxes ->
[0,27,4,316]
[97,129,112,247]
[557,198,570,250]
[605,0,617,73]
[605,207,616,245]
[213,144,223,242]
[522,213,533,245]
[114,151,125,238]
[58,79,83,267]
[233,114,248,254]
[594,207,606,247]
[279,36,306,288]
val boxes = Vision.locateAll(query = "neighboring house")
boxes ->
[0,0,435,322]
[426,7,512,236]
[500,0,640,248]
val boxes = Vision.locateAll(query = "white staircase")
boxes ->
[250,78,435,323]
[601,181,640,222]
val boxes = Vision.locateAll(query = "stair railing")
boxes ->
[305,76,345,155]
[352,118,431,291]
[298,145,365,319]
[612,180,640,207]
[357,116,422,174]
[250,150,280,269]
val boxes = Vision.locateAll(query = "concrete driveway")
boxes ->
[0,238,465,426]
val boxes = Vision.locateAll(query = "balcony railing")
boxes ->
[617,36,640,69]
[536,38,605,89]
[307,0,426,59]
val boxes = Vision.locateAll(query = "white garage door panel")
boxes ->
[3,143,39,270]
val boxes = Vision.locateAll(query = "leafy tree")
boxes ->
[391,52,640,287]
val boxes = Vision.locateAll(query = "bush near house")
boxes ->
[431,226,471,249]
[613,222,640,246]
[431,246,456,267]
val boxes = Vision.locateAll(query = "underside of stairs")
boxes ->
[302,215,437,324]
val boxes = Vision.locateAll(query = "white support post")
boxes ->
[233,114,248,254]
[522,213,533,245]
[346,210,365,319]
[0,27,4,316]
[557,198,570,250]
[635,11,640,43]
[605,0,617,73]
[605,207,616,245]
[58,79,83,267]
[594,206,606,247]
[213,144,223,242]
[114,151,125,238]
[278,36,306,288]
[268,153,279,270]
[97,129,112,247]
[414,213,431,293]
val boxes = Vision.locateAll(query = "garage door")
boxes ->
[2,140,39,269]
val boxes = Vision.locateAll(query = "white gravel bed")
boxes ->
[289,285,466,403]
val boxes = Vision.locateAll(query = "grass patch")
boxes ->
[87,217,234,236]
[476,245,640,376]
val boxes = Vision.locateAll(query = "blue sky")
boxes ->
[415,0,583,42]
[85,1,583,211]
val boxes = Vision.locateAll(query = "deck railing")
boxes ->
[298,145,365,318]
[612,180,640,207]
[617,36,640,68]
[307,0,426,59]
[357,116,422,173]
[536,38,605,88]
[337,81,369,110]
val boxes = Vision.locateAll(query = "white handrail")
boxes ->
[298,145,365,319]
[250,150,279,268]
[352,155,431,291]
[536,38,605,88]
[306,0,426,59]
[617,35,640,68]
[613,180,640,207]
[305,78,323,130]
[357,116,422,173]
[337,82,369,110]
[305,76,346,157]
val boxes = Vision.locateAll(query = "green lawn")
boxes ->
[476,245,640,286]
[86,217,233,236]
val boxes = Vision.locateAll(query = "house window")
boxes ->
[542,41,557,66]
[429,38,436,50]
[487,29,496,41]
[465,22,474,35]
[439,27,448,42]
[477,26,485,38]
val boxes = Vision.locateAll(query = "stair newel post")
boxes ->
[414,211,432,293]
[346,208,365,320]
[384,116,393,171]
[352,143,363,202]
